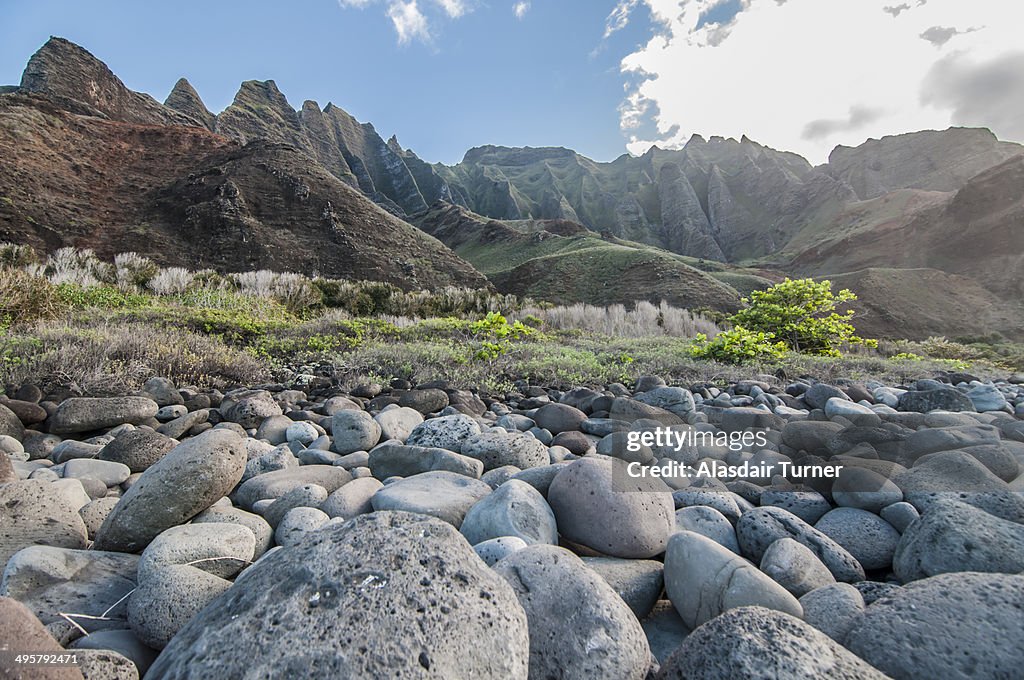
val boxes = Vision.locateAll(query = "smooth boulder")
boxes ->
[93,429,246,552]
[459,480,557,546]
[0,480,88,568]
[664,531,802,629]
[146,512,530,678]
[548,456,674,558]
[370,471,491,527]
[656,606,888,679]
[49,397,158,434]
[736,506,865,582]
[494,545,650,680]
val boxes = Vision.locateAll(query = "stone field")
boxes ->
[2,372,1024,679]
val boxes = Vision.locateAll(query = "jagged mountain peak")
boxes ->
[230,79,292,110]
[164,77,214,130]
[19,36,196,127]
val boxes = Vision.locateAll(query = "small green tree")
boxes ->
[731,278,875,356]
[690,278,876,363]
[689,326,788,363]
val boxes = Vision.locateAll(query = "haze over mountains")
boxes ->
[2,37,1023,339]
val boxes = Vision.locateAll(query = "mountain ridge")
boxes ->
[2,36,1023,339]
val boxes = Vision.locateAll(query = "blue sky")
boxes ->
[4,1,1019,165]
[0,0,660,164]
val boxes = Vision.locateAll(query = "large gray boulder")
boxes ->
[191,505,273,559]
[98,428,178,473]
[368,442,483,479]
[128,564,230,649]
[675,505,740,553]
[460,480,557,546]
[894,498,1024,582]
[234,465,351,510]
[846,572,1024,680]
[760,537,836,598]
[664,531,802,629]
[494,545,650,680]
[330,409,381,455]
[370,471,491,527]
[405,414,481,452]
[532,403,587,434]
[49,397,159,434]
[373,406,423,442]
[0,480,88,568]
[320,477,383,521]
[898,388,976,413]
[147,512,530,679]
[548,456,674,558]
[460,431,549,471]
[219,390,282,429]
[799,582,866,644]
[93,429,247,552]
[0,403,25,440]
[814,508,901,571]
[138,523,255,581]
[0,546,138,626]
[581,556,664,619]
[656,606,889,679]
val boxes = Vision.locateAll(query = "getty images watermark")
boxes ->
[619,426,843,482]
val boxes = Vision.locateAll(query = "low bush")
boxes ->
[0,268,66,326]
[690,326,788,364]
[2,320,270,394]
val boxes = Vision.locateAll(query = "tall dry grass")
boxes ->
[519,300,720,338]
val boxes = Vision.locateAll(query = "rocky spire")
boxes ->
[164,78,215,131]
[20,36,196,126]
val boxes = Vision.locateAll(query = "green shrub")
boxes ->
[730,278,876,357]
[468,312,535,361]
[689,326,788,364]
[56,284,150,310]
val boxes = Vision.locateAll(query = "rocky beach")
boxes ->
[3,371,1024,678]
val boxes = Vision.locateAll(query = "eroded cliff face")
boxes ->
[0,40,489,291]
[20,37,198,127]
[825,127,1023,200]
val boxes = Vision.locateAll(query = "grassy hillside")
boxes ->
[412,203,776,312]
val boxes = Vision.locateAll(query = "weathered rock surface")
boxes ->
[846,572,1024,680]
[494,545,650,680]
[656,606,889,679]
[0,480,89,568]
[147,512,530,678]
[93,430,246,552]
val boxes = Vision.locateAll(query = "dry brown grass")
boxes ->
[518,300,720,338]
[0,268,66,324]
[2,319,271,395]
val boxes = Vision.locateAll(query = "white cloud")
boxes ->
[338,0,471,44]
[435,0,467,18]
[604,0,641,38]
[616,0,1024,162]
[513,1,531,20]
[388,0,431,44]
